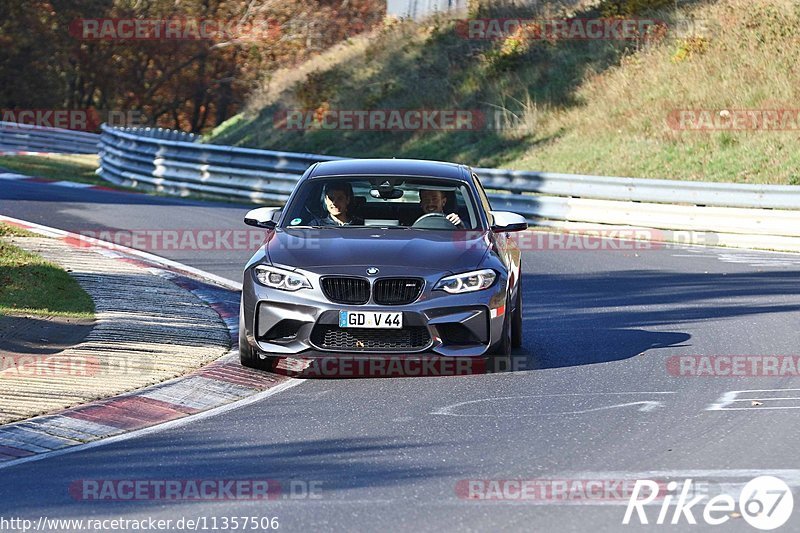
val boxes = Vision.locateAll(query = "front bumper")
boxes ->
[241,266,509,358]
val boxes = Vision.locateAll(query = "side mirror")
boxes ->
[490,211,528,233]
[244,207,282,229]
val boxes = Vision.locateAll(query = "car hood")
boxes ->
[265,227,490,274]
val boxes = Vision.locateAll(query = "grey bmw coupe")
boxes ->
[239,159,527,374]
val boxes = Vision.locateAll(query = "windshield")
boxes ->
[281,176,481,230]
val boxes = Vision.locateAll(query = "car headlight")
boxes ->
[254,265,311,291]
[434,269,497,294]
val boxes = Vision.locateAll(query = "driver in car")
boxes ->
[414,189,463,228]
[311,182,364,226]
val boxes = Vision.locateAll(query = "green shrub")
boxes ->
[672,35,710,62]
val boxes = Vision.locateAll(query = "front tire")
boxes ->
[511,287,523,349]
[239,301,271,370]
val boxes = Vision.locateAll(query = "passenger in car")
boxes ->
[311,182,365,226]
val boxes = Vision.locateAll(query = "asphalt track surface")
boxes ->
[1,178,800,532]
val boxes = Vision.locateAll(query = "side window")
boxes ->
[472,173,494,226]
[458,185,478,230]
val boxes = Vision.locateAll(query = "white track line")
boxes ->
[0,214,242,291]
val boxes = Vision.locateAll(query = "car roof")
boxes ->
[307,158,470,180]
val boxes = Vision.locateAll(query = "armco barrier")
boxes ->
[98,125,341,203]
[477,168,800,210]
[0,121,99,154]
[10,122,800,252]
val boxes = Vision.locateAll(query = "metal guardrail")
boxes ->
[0,121,99,154]
[97,124,800,207]
[98,125,341,203]
[97,124,800,236]
[3,120,798,250]
[1,121,793,250]
[476,168,800,211]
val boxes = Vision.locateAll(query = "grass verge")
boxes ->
[206,0,800,185]
[0,153,258,204]
[0,223,36,237]
[0,153,120,188]
[0,226,95,318]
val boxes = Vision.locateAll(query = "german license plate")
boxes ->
[339,311,402,329]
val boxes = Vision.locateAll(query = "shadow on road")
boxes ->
[519,269,800,370]
[0,435,460,517]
